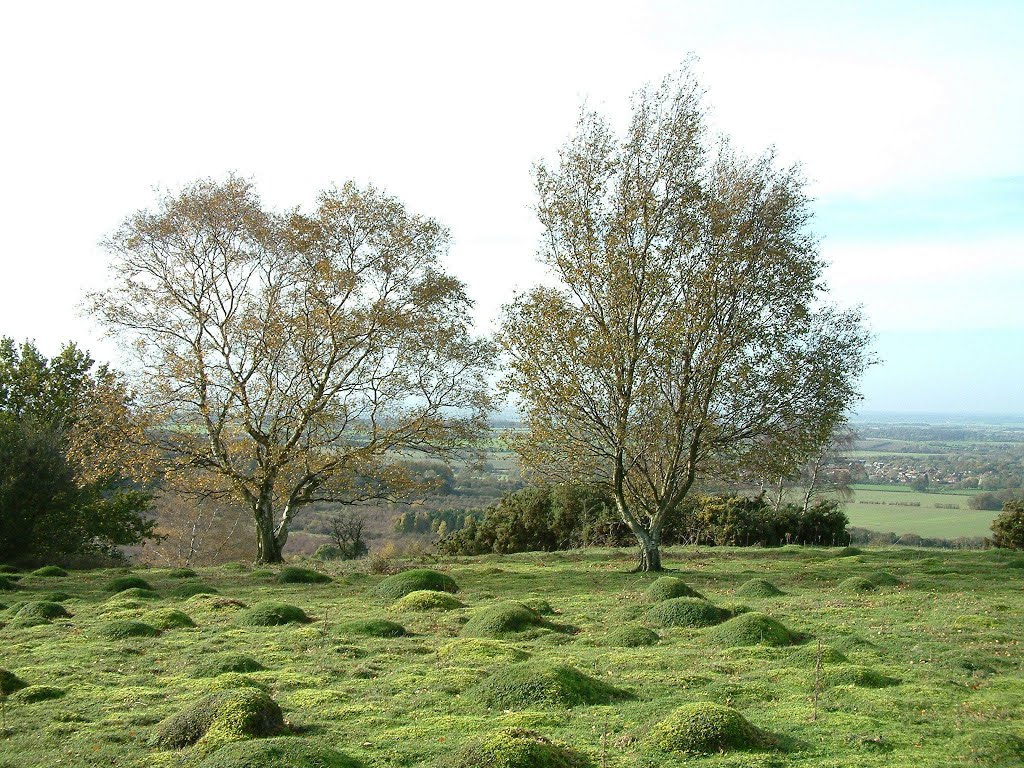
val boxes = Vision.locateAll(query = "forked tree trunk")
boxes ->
[253,497,285,564]
[632,526,664,572]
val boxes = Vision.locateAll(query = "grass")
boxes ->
[843,485,997,538]
[0,545,1021,767]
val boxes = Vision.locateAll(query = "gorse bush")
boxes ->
[991,501,1024,550]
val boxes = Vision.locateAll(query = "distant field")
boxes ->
[843,484,994,538]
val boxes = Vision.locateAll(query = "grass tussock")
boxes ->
[470,661,629,709]
[391,589,464,612]
[154,688,285,749]
[736,578,785,598]
[371,569,458,599]
[142,608,197,630]
[645,597,730,628]
[645,576,704,602]
[825,664,900,688]
[30,566,68,577]
[454,727,593,768]
[461,602,544,638]
[193,653,267,678]
[837,576,878,593]
[646,702,772,754]
[239,602,310,626]
[867,570,903,587]
[600,624,659,647]
[703,612,795,647]
[437,638,531,666]
[99,620,161,640]
[340,619,406,637]
[170,582,220,598]
[277,566,332,584]
[104,575,153,593]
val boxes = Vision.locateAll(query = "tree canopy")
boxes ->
[501,68,872,571]
[88,177,493,563]
[0,339,153,564]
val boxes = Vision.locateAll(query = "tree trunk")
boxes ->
[253,498,284,564]
[631,526,663,572]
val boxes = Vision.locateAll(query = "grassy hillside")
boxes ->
[1,547,1022,767]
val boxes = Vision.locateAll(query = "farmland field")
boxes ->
[1,547,1022,767]
[843,485,994,539]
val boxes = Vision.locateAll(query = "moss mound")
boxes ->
[392,590,464,612]
[704,612,795,647]
[601,624,659,647]
[522,598,554,615]
[40,591,73,603]
[239,602,310,626]
[0,565,19,574]
[470,661,628,709]
[341,619,406,637]
[31,565,68,577]
[437,638,531,665]
[958,728,1024,766]
[171,582,220,598]
[187,595,248,611]
[167,568,199,578]
[645,577,704,602]
[143,608,197,630]
[838,576,878,593]
[14,601,71,621]
[825,664,900,688]
[371,568,458,599]
[736,578,785,598]
[277,566,332,584]
[194,653,267,678]
[105,576,153,593]
[197,737,361,768]
[646,597,730,629]
[109,587,161,600]
[836,546,863,557]
[10,684,66,703]
[461,602,544,638]
[100,620,161,640]
[867,570,902,587]
[201,673,270,693]
[455,727,592,768]
[0,575,19,591]
[646,702,770,754]
[0,668,27,695]
[788,644,849,665]
[155,688,285,749]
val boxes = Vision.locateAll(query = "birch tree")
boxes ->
[90,177,493,563]
[501,69,872,571]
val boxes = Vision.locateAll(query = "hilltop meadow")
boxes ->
[1,545,1022,767]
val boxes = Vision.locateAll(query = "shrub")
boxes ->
[392,590,464,612]
[437,639,531,666]
[100,620,160,640]
[736,578,785,598]
[31,565,67,577]
[837,577,877,593]
[108,587,161,600]
[196,737,361,768]
[454,728,593,768]
[371,569,458,600]
[240,602,310,626]
[171,582,219,598]
[470,661,628,709]
[277,566,331,584]
[646,703,771,754]
[167,568,198,578]
[104,575,153,593]
[340,619,406,637]
[0,668,27,695]
[10,685,65,703]
[645,597,730,629]
[991,501,1024,550]
[461,603,544,638]
[154,689,285,749]
[704,613,795,647]
[601,624,659,648]
[867,571,902,587]
[193,653,266,678]
[645,577,703,602]
[142,608,197,630]
[825,664,900,688]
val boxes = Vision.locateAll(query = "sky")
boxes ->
[0,0,1021,415]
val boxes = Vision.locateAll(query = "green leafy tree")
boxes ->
[991,500,1024,550]
[0,339,154,563]
[88,177,493,563]
[501,67,872,571]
